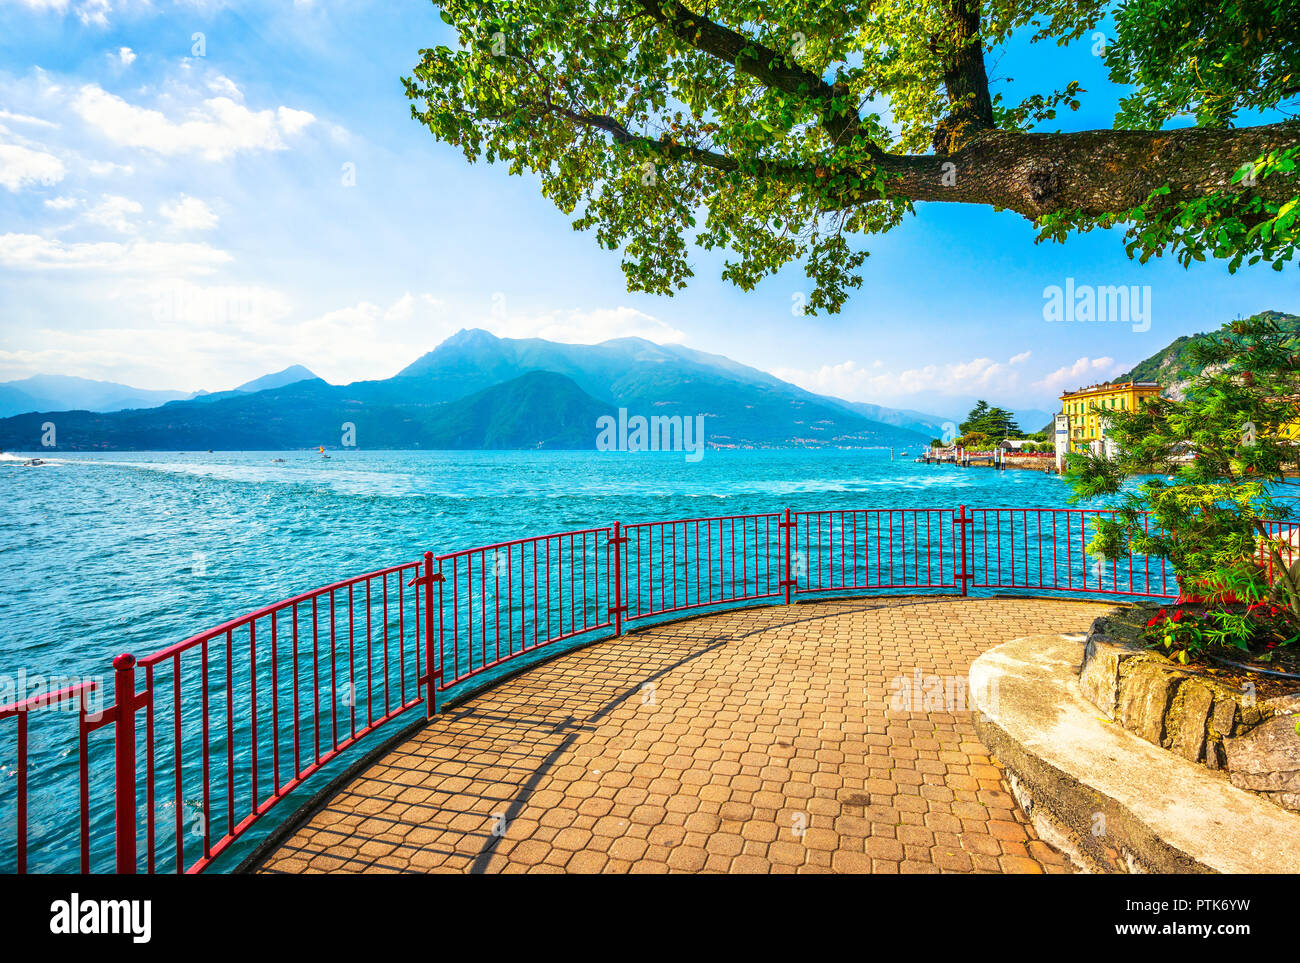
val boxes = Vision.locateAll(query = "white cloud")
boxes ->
[72,84,316,161]
[43,194,80,210]
[206,75,242,102]
[0,285,695,389]
[88,159,133,176]
[1032,356,1125,396]
[775,353,1020,402]
[84,193,142,233]
[492,305,687,344]
[1009,350,1031,365]
[0,142,65,190]
[160,194,218,231]
[383,291,439,322]
[76,0,109,26]
[129,279,294,329]
[0,108,58,129]
[0,233,232,273]
[275,106,314,136]
[115,46,136,66]
[4,0,71,12]
[0,0,139,28]
[270,299,686,384]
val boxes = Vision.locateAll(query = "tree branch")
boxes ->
[931,0,995,153]
[631,0,876,154]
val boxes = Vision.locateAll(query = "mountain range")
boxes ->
[0,366,319,419]
[0,331,940,451]
[9,312,1281,453]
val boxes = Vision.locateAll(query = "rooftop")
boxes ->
[1060,380,1161,400]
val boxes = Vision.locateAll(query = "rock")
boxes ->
[1115,659,1180,746]
[1265,694,1300,716]
[1265,791,1300,812]
[1079,637,1128,717]
[1205,695,1240,771]
[1169,680,1215,763]
[1224,714,1300,793]
[1076,606,1300,815]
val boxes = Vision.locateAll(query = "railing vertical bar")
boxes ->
[329,591,338,749]
[271,609,280,794]
[15,712,26,873]
[292,602,302,777]
[145,663,156,873]
[348,585,356,739]
[172,654,183,873]
[382,573,390,717]
[248,621,257,817]
[201,637,211,860]
[311,597,321,765]
[78,691,91,873]
[399,572,407,710]
[224,629,235,837]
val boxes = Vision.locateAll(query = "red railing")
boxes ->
[619,513,785,622]
[791,509,961,594]
[435,528,614,693]
[2,505,1295,874]
[965,508,1175,598]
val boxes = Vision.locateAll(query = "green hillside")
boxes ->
[1109,310,1300,387]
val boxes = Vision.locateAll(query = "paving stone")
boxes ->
[257,597,1107,875]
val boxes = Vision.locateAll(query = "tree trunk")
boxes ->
[867,124,1300,218]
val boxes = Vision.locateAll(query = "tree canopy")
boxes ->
[960,399,1021,437]
[405,0,1300,313]
[1067,312,1300,625]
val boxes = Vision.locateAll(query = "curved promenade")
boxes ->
[258,596,1112,874]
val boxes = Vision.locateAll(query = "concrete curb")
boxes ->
[970,634,1300,874]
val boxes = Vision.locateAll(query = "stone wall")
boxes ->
[1081,611,1300,812]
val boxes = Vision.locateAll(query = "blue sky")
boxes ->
[0,0,1295,422]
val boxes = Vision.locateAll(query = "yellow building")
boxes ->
[1059,381,1162,452]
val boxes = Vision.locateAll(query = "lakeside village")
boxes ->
[926,377,1300,474]
[925,381,1180,474]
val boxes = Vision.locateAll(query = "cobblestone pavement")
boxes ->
[258,596,1112,874]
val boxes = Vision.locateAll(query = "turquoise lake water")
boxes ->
[0,448,1086,683]
[0,447,1103,872]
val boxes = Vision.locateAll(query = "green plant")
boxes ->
[1143,603,1300,663]
[1067,313,1300,645]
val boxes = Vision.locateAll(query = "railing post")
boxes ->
[610,522,626,636]
[779,508,795,604]
[957,505,971,596]
[422,551,439,718]
[112,653,138,874]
